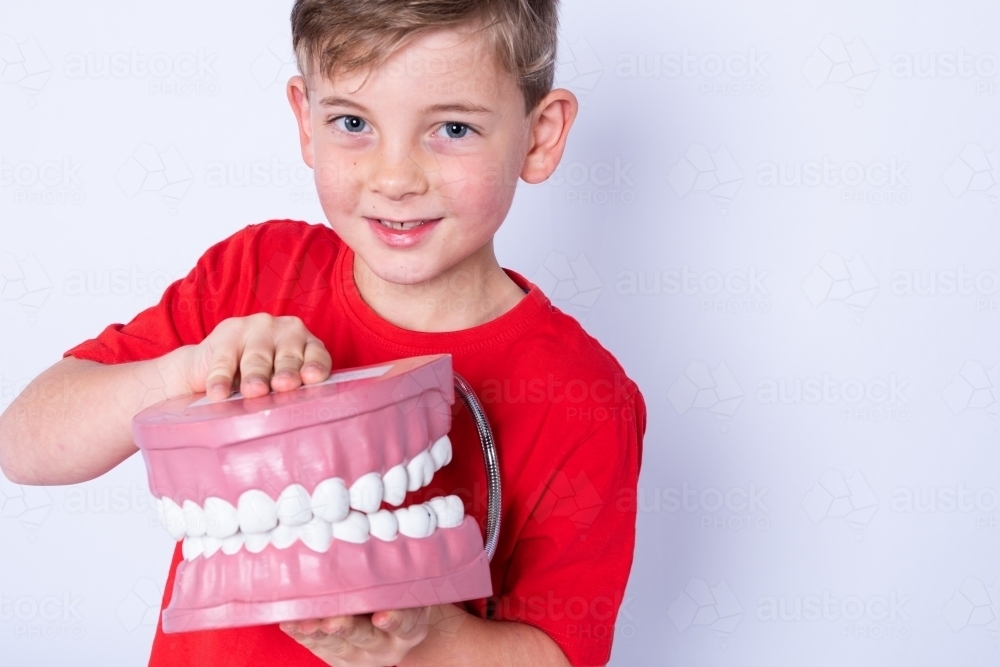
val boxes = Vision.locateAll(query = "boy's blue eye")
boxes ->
[335,116,368,133]
[440,123,470,139]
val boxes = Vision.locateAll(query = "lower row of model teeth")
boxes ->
[157,437,452,541]
[180,496,465,560]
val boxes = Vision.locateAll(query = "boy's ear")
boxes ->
[520,89,579,184]
[287,75,315,169]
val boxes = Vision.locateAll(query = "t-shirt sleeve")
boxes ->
[493,392,646,667]
[63,227,252,365]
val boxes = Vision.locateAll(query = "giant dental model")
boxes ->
[133,355,498,633]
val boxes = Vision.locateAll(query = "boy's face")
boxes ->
[287,28,573,287]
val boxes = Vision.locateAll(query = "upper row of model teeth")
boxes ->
[157,436,452,541]
[181,496,466,560]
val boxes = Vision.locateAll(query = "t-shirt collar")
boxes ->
[334,243,550,355]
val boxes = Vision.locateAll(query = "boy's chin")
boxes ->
[355,250,449,287]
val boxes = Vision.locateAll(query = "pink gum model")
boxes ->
[133,354,494,633]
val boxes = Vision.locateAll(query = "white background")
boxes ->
[2,1,1000,664]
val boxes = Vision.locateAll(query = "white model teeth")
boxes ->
[349,472,384,513]
[244,532,269,554]
[332,510,370,543]
[311,478,350,523]
[368,509,398,541]
[269,523,298,550]
[204,497,240,538]
[238,490,278,534]
[182,535,204,560]
[430,435,452,470]
[179,497,457,560]
[183,500,208,537]
[395,503,437,538]
[426,503,438,533]
[158,497,187,540]
[406,451,435,492]
[299,516,333,553]
[428,495,465,528]
[382,464,408,506]
[221,533,245,555]
[172,441,465,560]
[202,535,223,558]
[276,484,313,526]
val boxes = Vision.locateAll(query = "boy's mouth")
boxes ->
[365,216,443,248]
[373,217,439,231]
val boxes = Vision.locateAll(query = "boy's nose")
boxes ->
[367,148,430,201]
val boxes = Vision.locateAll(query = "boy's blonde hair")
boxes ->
[290,0,560,113]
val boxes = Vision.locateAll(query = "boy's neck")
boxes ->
[351,241,527,333]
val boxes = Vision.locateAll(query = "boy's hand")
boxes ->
[183,314,332,401]
[280,607,430,667]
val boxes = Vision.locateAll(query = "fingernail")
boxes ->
[242,378,269,394]
[271,371,296,385]
[207,385,229,400]
[301,363,326,377]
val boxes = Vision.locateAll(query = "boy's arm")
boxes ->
[282,603,577,667]
[0,314,333,486]
[0,352,191,485]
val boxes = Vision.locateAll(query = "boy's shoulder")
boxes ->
[238,218,341,253]
[200,219,342,281]
[501,301,643,408]
[195,219,343,317]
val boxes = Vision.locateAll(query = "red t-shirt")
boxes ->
[64,220,645,667]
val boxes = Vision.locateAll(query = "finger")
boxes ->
[279,621,296,634]
[303,633,355,662]
[377,607,428,640]
[238,332,276,398]
[372,610,401,633]
[204,342,239,402]
[331,614,383,650]
[287,628,351,657]
[290,618,322,636]
[301,337,332,384]
[318,615,354,636]
[270,336,306,392]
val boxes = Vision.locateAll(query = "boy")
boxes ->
[0,1,646,665]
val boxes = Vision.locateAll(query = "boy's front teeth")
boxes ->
[379,219,427,230]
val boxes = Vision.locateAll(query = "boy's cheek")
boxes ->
[317,186,362,213]
[435,155,517,202]
[313,156,358,190]
[313,159,365,210]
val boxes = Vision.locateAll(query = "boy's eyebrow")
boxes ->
[318,96,492,116]
[318,96,370,112]
[421,102,493,115]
